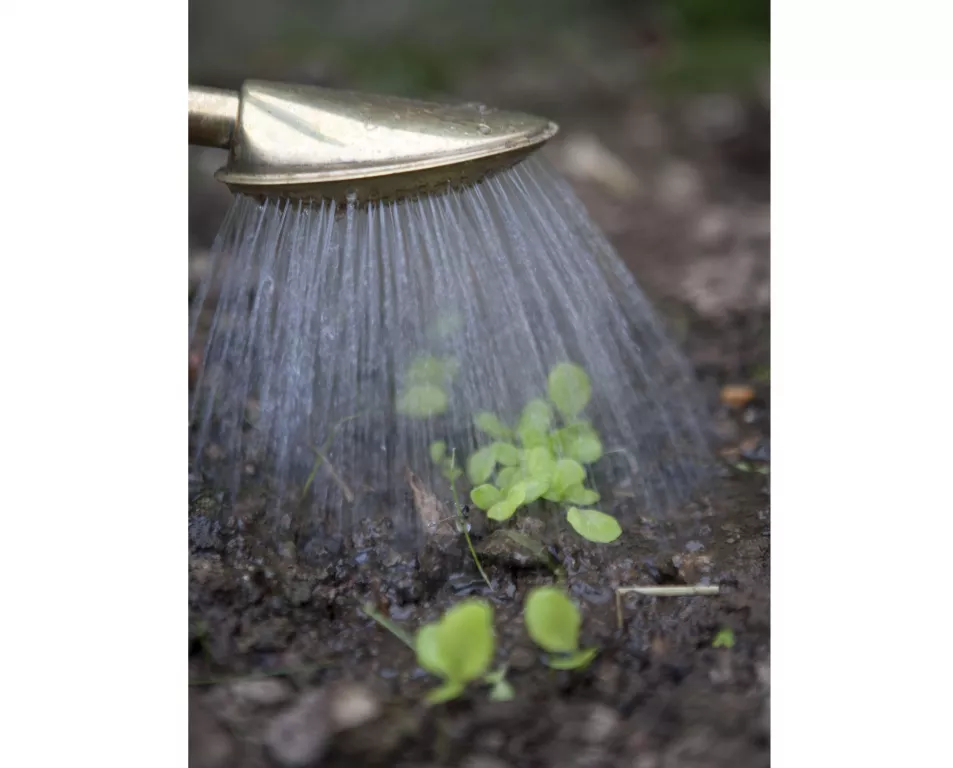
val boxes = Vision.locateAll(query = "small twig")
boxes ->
[361,603,416,651]
[615,584,721,629]
[448,450,492,591]
[316,451,355,502]
[301,413,362,501]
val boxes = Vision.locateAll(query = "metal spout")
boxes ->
[188,80,559,203]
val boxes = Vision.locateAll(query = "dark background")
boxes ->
[189,0,769,366]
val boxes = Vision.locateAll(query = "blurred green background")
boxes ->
[189,0,769,100]
[189,0,770,329]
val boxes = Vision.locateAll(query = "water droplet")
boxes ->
[363,122,377,131]
[346,191,358,205]
[477,123,492,135]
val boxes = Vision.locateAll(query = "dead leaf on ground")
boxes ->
[405,469,454,537]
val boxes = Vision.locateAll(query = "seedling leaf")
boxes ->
[429,440,447,464]
[442,466,463,483]
[439,600,495,682]
[562,484,600,506]
[397,385,448,417]
[416,600,495,687]
[489,483,528,520]
[471,484,503,511]
[524,586,581,654]
[552,423,603,464]
[547,647,599,670]
[506,484,527,507]
[548,363,591,419]
[518,399,553,433]
[518,425,549,449]
[467,446,497,485]
[712,628,736,649]
[552,459,586,494]
[474,412,513,441]
[570,432,602,463]
[488,499,518,521]
[508,479,548,505]
[524,446,556,484]
[566,507,622,543]
[415,624,445,677]
[491,441,521,466]
[484,665,515,700]
[489,679,515,701]
[407,355,459,386]
[483,666,508,685]
[495,466,521,492]
[425,681,466,704]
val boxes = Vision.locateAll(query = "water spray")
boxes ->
[188,79,711,545]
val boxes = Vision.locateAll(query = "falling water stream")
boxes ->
[190,157,712,540]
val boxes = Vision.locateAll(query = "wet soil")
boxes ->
[189,311,770,768]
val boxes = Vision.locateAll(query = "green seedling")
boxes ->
[419,445,491,588]
[464,362,622,544]
[523,586,598,670]
[447,450,492,589]
[733,460,769,476]
[397,354,459,418]
[415,600,496,703]
[427,310,465,343]
[566,507,622,543]
[483,664,515,702]
[429,439,463,483]
[712,628,736,649]
[361,603,415,650]
[364,599,514,703]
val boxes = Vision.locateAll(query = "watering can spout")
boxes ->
[187,80,558,203]
[189,85,240,149]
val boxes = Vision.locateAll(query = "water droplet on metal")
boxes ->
[477,123,492,135]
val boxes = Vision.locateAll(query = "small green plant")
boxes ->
[364,588,598,704]
[396,354,459,418]
[483,664,516,702]
[415,599,496,703]
[429,438,463,483]
[427,310,465,344]
[523,586,598,670]
[460,362,622,544]
[446,449,491,589]
[732,460,769,476]
[364,600,510,704]
[712,627,736,649]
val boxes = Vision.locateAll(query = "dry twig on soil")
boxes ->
[615,585,720,629]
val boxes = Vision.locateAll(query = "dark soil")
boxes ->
[188,311,770,768]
